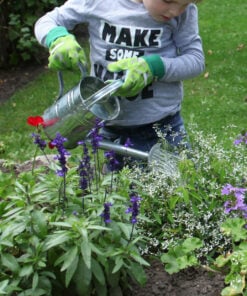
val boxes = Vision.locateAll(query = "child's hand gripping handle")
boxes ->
[107,55,165,98]
[46,26,87,71]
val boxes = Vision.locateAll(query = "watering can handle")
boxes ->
[56,62,87,101]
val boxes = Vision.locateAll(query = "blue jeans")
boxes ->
[101,112,188,169]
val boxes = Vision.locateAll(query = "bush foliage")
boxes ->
[0,0,64,68]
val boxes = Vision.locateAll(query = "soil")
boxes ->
[0,62,48,104]
[0,64,226,295]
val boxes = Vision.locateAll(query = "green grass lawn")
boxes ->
[0,0,246,161]
[182,0,246,144]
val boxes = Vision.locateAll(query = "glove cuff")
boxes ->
[141,54,165,79]
[45,26,70,48]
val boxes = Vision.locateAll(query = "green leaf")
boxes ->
[153,213,162,225]
[129,251,150,266]
[81,240,91,269]
[92,258,105,286]
[221,274,245,296]
[0,280,9,294]
[112,257,123,274]
[1,222,26,239]
[32,210,47,238]
[87,225,110,231]
[65,255,79,287]
[74,257,92,295]
[118,222,131,239]
[1,253,20,273]
[49,222,72,228]
[2,207,24,219]
[221,218,247,242]
[128,261,147,286]
[44,232,71,250]
[182,237,203,253]
[90,243,104,256]
[177,255,198,270]
[19,265,33,277]
[32,272,39,291]
[60,246,78,272]
[215,254,232,268]
[161,253,180,274]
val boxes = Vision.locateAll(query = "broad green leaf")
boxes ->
[87,225,110,231]
[2,207,24,219]
[15,181,27,194]
[177,255,198,270]
[221,218,247,242]
[161,254,180,274]
[1,253,20,273]
[182,237,203,253]
[80,228,88,243]
[19,265,33,277]
[81,240,91,269]
[221,274,245,296]
[49,222,72,228]
[0,280,8,295]
[118,222,131,239]
[112,257,123,274]
[44,232,71,250]
[215,254,232,268]
[60,246,78,272]
[129,251,150,266]
[90,243,104,256]
[32,272,39,291]
[65,255,79,287]
[128,261,147,286]
[74,258,92,295]
[32,210,47,238]
[1,222,26,239]
[92,258,105,286]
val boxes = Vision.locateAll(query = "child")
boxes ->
[35,0,205,167]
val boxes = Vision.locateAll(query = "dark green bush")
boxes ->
[0,0,64,68]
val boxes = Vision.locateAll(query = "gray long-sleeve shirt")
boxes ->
[35,0,205,126]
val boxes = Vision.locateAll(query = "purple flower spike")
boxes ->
[51,133,70,177]
[125,194,142,224]
[89,119,104,153]
[104,150,119,172]
[77,141,92,191]
[100,202,113,224]
[31,133,46,151]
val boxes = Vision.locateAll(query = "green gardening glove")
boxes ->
[46,26,87,70]
[107,55,165,97]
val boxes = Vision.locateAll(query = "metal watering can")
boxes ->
[42,64,122,149]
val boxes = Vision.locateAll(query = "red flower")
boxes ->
[27,116,44,127]
[48,142,55,149]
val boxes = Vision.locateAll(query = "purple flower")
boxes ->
[104,150,119,172]
[89,119,104,153]
[125,194,142,224]
[51,133,70,177]
[100,202,113,224]
[234,132,247,146]
[31,133,46,150]
[77,141,92,191]
[124,137,133,148]
[222,184,247,216]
